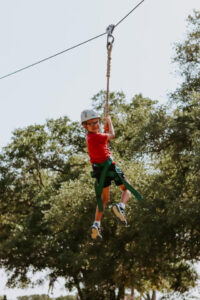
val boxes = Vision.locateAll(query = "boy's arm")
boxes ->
[104,116,115,140]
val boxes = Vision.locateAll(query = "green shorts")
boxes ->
[92,163,125,188]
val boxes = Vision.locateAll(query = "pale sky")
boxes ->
[0,0,200,299]
[0,0,199,150]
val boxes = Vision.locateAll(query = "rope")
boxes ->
[0,0,146,80]
[105,44,113,117]
[105,24,115,117]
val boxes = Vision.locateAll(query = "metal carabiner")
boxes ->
[106,24,115,36]
[106,24,115,50]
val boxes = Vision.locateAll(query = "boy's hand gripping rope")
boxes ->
[105,25,115,117]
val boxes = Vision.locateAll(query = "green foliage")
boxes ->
[17,295,76,300]
[171,10,200,103]
[17,295,51,300]
[55,297,76,300]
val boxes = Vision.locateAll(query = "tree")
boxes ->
[0,93,198,299]
[17,295,76,300]
[171,10,200,103]
[17,296,51,300]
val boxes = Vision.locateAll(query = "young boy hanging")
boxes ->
[81,109,142,239]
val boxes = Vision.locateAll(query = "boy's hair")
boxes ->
[80,109,100,124]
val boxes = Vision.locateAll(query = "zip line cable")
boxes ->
[0,0,145,81]
[0,33,106,81]
[115,0,145,28]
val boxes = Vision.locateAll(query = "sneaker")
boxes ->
[112,203,127,225]
[91,223,102,239]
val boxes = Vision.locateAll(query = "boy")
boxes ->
[81,109,131,240]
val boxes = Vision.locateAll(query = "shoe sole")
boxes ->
[112,205,127,225]
[91,227,102,239]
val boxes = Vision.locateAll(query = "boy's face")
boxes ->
[84,118,100,133]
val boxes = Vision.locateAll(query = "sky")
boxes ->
[0,0,200,150]
[0,0,200,299]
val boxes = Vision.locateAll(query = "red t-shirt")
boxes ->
[86,132,111,164]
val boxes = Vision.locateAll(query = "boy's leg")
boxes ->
[91,186,110,239]
[95,186,110,220]
[121,184,131,204]
[112,184,130,225]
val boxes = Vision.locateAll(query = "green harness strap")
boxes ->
[112,165,143,203]
[91,157,143,212]
[93,158,113,212]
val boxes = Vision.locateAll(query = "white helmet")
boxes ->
[80,109,100,123]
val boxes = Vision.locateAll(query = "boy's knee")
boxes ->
[127,190,131,197]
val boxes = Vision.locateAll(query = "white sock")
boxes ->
[94,221,100,227]
[119,202,125,210]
